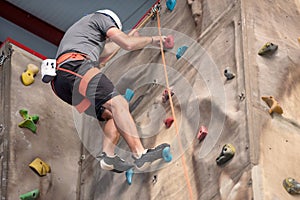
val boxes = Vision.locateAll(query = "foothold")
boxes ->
[166,0,176,11]
[18,109,39,133]
[29,157,51,176]
[164,117,174,128]
[261,96,283,115]
[152,175,157,184]
[176,46,188,59]
[216,144,236,166]
[21,64,39,86]
[258,42,278,56]
[283,177,300,194]
[197,126,208,141]
[163,35,174,49]
[238,92,245,101]
[224,68,236,80]
[123,88,134,102]
[126,168,134,185]
[162,88,174,103]
[19,189,40,200]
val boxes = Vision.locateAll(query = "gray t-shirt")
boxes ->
[56,13,117,62]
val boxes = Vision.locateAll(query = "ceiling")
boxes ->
[0,0,158,57]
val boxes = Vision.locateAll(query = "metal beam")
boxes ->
[0,1,64,46]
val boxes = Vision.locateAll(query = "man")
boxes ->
[50,9,170,173]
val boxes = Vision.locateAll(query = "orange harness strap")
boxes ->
[56,52,101,113]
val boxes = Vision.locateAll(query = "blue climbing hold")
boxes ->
[162,146,173,162]
[123,88,134,102]
[176,46,188,59]
[125,168,134,185]
[166,0,176,11]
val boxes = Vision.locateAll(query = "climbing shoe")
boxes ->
[134,143,170,170]
[99,152,134,173]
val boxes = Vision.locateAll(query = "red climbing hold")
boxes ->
[162,88,174,103]
[164,117,174,128]
[164,35,174,49]
[197,126,208,141]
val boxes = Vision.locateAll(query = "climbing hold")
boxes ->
[197,125,208,141]
[258,42,278,56]
[216,144,236,166]
[123,88,134,102]
[164,117,174,128]
[298,37,300,44]
[261,96,283,115]
[176,46,188,59]
[41,59,57,83]
[29,157,51,176]
[166,0,176,11]
[21,64,39,86]
[19,189,40,200]
[126,168,134,185]
[18,109,39,133]
[162,88,174,103]
[224,68,235,80]
[283,177,300,194]
[163,35,174,49]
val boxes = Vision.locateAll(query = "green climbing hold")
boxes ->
[258,42,278,56]
[18,109,39,133]
[19,189,39,200]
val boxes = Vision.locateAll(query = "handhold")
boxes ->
[216,144,235,165]
[19,189,40,200]
[123,88,134,102]
[164,117,174,128]
[283,177,300,194]
[261,96,283,115]
[176,46,188,59]
[258,42,278,56]
[162,88,174,103]
[21,64,39,86]
[224,68,236,80]
[197,126,208,141]
[29,157,51,176]
[18,109,39,133]
[163,35,174,49]
[166,0,176,11]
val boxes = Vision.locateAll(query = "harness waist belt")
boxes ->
[55,52,100,114]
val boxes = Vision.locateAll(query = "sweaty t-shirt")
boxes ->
[56,12,117,62]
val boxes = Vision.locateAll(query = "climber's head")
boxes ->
[96,9,122,30]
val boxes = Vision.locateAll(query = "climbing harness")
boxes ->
[155,8,194,200]
[55,52,101,113]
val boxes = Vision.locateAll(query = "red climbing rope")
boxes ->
[156,10,194,200]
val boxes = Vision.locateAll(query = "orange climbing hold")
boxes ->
[261,96,283,115]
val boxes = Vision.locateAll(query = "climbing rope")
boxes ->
[155,9,194,200]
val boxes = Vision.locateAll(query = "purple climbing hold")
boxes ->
[166,0,176,11]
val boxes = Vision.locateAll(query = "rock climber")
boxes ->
[48,9,170,173]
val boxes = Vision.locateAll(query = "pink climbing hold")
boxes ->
[197,126,208,141]
[163,35,174,49]
[164,117,174,128]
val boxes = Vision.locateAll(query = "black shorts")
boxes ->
[51,60,119,121]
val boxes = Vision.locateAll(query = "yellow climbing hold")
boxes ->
[29,157,51,176]
[21,64,39,86]
[261,96,283,115]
